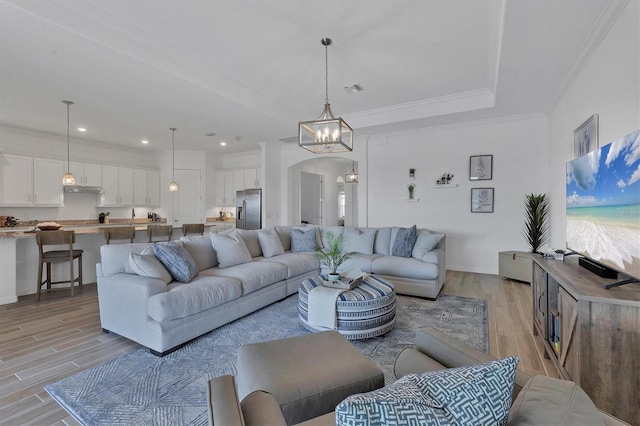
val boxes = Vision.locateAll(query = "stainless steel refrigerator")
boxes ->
[236,189,262,230]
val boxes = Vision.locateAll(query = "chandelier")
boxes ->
[299,38,353,154]
[345,161,358,183]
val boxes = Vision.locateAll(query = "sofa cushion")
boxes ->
[128,253,173,284]
[100,242,156,276]
[257,253,319,278]
[274,226,292,251]
[258,227,285,258]
[290,228,318,252]
[153,242,199,283]
[147,276,242,322]
[391,225,417,257]
[343,227,376,255]
[336,254,383,274]
[373,227,392,255]
[372,256,439,280]
[318,226,344,248]
[211,233,253,268]
[412,230,445,260]
[336,356,518,426]
[205,261,289,295]
[234,229,263,258]
[180,235,219,270]
[507,375,605,426]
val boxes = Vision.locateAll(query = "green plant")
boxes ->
[555,249,565,254]
[315,232,357,275]
[523,193,549,254]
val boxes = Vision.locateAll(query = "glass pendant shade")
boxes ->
[345,161,358,183]
[169,181,179,192]
[62,100,76,185]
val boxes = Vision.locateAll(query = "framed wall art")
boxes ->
[469,155,493,180]
[471,188,494,213]
[574,114,599,158]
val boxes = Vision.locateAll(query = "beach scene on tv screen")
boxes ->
[566,129,640,280]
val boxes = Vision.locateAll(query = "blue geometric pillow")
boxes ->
[152,241,199,283]
[336,356,519,426]
[290,228,317,252]
[392,225,417,257]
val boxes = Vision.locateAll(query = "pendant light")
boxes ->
[169,127,179,192]
[345,161,358,183]
[299,38,353,154]
[61,100,76,186]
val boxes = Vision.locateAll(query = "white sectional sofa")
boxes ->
[97,225,446,356]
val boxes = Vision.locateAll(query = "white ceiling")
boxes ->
[0,0,625,154]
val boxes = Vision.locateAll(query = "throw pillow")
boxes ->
[258,227,285,258]
[412,230,445,260]
[391,225,417,257]
[290,228,317,252]
[210,232,253,268]
[336,356,519,426]
[234,229,263,258]
[343,227,377,255]
[128,253,173,284]
[180,235,218,270]
[152,242,199,283]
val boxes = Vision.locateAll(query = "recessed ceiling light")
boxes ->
[220,141,227,146]
[141,140,149,144]
[343,84,364,93]
[77,127,87,132]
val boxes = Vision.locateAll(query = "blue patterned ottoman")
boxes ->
[298,275,396,340]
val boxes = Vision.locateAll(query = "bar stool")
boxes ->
[103,226,135,244]
[147,224,173,242]
[182,223,204,236]
[35,230,83,301]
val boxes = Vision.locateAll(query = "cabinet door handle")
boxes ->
[538,293,543,313]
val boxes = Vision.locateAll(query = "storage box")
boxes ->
[499,251,533,283]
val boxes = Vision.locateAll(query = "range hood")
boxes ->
[64,185,105,194]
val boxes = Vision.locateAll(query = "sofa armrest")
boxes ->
[208,375,245,426]
[408,327,531,398]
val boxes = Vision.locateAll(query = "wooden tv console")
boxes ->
[531,255,639,424]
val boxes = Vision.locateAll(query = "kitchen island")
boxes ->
[0,219,214,305]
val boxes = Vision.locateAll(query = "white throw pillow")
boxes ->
[343,227,377,255]
[412,230,445,260]
[258,227,285,258]
[210,232,253,268]
[128,252,173,284]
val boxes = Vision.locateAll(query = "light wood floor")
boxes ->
[0,271,558,425]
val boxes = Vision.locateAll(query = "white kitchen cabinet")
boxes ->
[214,170,225,205]
[224,170,235,205]
[69,161,102,187]
[33,158,64,205]
[232,170,244,195]
[0,154,33,205]
[101,165,133,206]
[243,168,261,189]
[133,169,160,206]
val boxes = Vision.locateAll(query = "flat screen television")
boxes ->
[566,128,640,287]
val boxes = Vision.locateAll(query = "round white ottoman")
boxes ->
[298,274,396,340]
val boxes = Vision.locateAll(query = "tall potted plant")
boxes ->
[523,193,549,254]
[315,232,357,281]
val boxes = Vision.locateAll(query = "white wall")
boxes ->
[366,114,548,274]
[547,0,640,249]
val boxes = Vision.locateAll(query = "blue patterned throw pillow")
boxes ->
[336,356,519,426]
[290,228,317,252]
[152,241,199,283]
[391,225,417,257]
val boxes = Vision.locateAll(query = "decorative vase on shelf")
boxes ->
[408,184,415,199]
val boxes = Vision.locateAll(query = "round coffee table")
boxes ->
[298,275,396,340]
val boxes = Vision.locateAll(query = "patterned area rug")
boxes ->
[46,294,487,425]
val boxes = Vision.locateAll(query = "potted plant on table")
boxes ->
[523,193,549,254]
[315,232,357,281]
[554,249,566,261]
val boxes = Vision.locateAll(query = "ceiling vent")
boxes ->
[343,84,364,94]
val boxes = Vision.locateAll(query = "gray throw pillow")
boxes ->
[412,230,445,260]
[392,225,417,257]
[290,228,317,252]
[343,227,377,254]
[210,232,253,268]
[128,252,173,284]
[336,356,519,426]
[180,235,218,270]
[152,241,199,283]
[258,227,285,258]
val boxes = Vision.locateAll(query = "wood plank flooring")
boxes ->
[0,272,557,425]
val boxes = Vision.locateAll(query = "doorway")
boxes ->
[173,169,202,226]
[300,171,323,225]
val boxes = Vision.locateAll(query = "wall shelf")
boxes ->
[431,184,458,188]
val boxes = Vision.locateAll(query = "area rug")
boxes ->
[46,294,487,425]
